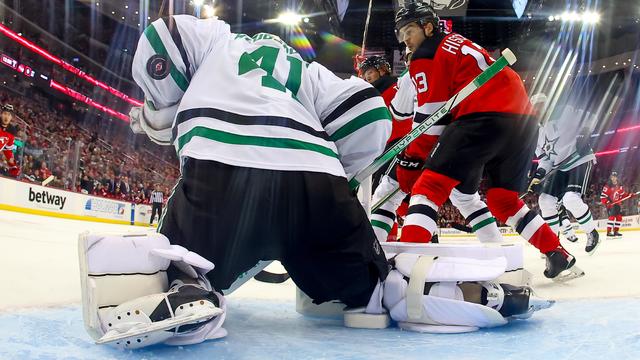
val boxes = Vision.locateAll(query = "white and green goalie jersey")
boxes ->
[132,15,391,179]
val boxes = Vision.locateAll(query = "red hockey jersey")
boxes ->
[372,75,412,144]
[409,32,533,122]
[0,128,16,165]
[601,184,628,206]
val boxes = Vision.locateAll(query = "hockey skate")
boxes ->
[566,234,578,243]
[585,230,600,255]
[613,231,623,237]
[544,247,584,283]
[96,281,225,349]
[501,284,555,320]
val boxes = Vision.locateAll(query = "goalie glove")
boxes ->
[527,168,546,194]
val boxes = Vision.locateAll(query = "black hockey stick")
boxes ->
[254,270,291,284]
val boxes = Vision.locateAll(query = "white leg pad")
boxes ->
[79,231,226,347]
[384,253,508,330]
[79,231,173,340]
[381,242,525,282]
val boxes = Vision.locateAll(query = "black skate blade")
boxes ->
[551,265,585,283]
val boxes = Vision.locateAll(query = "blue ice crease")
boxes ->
[1,298,639,360]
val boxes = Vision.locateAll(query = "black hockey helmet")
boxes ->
[395,1,440,42]
[611,171,618,177]
[2,104,14,113]
[359,55,391,74]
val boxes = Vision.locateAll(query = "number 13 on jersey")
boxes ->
[238,45,303,99]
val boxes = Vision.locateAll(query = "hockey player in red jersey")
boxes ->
[601,171,634,237]
[0,128,19,178]
[359,55,411,240]
[359,55,412,145]
[359,56,412,186]
[394,2,581,280]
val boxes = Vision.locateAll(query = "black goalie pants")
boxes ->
[159,158,389,307]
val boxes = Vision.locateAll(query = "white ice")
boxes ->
[1,209,639,359]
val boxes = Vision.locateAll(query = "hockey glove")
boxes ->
[575,132,593,157]
[129,104,176,146]
[527,168,546,194]
[396,151,425,194]
[8,165,20,177]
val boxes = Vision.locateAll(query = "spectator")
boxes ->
[1,104,18,135]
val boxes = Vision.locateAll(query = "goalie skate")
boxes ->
[96,306,223,348]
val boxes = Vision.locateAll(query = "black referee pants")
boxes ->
[150,202,163,225]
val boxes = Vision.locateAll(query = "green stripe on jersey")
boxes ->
[329,107,392,142]
[144,24,190,92]
[178,126,339,158]
[371,220,393,233]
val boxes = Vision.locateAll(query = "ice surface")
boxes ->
[1,299,639,359]
[1,209,639,359]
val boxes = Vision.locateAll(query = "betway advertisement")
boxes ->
[27,187,68,210]
[0,177,133,224]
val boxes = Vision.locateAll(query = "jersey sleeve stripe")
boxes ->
[416,101,447,116]
[329,106,392,142]
[143,24,190,92]
[321,87,379,126]
[175,107,330,141]
[177,126,339,158]
[162,16,192,81]
[390,103,413,119]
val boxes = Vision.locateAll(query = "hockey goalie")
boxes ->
[78,14,553,350]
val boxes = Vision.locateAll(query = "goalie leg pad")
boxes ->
[383,253,508,330]
[79,231,226,348]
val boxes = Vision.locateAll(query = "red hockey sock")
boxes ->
[387,222,398,242]
[400,224,433,243]
[401,170,459,243]
[527,224,561,254]
[486,188,559,253]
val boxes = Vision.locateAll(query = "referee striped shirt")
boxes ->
[150,190,164,204]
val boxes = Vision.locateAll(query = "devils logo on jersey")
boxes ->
[146,54,171,80]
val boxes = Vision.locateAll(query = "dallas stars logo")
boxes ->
[542,135,559,158]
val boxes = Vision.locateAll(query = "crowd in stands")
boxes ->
[0,20,136,115]
[0,89,179,204]
[2,86,639,222]
[2,84,639,223]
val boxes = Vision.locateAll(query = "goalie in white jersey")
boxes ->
[133,15,392,309]
[78,15,553,349]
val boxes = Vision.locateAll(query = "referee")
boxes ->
[149,184,164,226]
